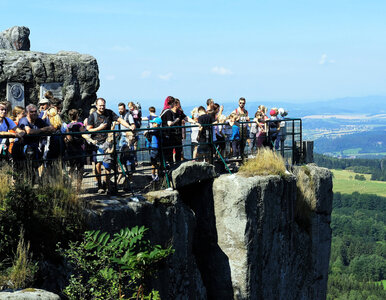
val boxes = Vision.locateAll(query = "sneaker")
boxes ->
[98,188,105,194]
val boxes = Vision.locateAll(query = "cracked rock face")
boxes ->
[0,26,30,51]
[213,166,332,300]
[0,50,99,116]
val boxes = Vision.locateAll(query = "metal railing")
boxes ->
[0,118,302,195]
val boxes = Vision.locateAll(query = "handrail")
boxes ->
[0,118,303,195]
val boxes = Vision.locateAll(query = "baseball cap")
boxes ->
[150,117,162,125]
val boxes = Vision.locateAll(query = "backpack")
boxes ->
[130,109,142,128]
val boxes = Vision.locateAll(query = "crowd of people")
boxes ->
[0,93,289,194]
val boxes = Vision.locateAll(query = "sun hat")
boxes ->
[278,108,288,117]
[39,97,50,105]
[150,117,162,125]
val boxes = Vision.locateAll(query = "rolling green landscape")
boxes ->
[332,169,386,197]
[316,155,386,299]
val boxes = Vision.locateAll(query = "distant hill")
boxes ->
[314,128,386,158]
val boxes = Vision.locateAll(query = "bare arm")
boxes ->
[117,117,135,130]
[87,122,108,132]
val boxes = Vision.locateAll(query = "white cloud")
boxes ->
[110,45,132,52]
[211,66,233,75]
[105,75,116,81]
[158,72,173,80]
[141,70,151,78]
[319,54,335,65]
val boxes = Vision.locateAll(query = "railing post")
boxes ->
[113,130,118,194]
[209,124,214,165]
[292,120,295,165]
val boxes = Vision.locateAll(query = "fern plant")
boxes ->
[60,226,174,300]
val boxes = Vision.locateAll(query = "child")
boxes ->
[145,117,162,181]
[142,106,158,123]
[229,113,240,158]
[190,110,200,159]
[215,114,227,158]
[256,105,268,148]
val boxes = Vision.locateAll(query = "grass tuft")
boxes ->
[0,164,13,207]
[238,148,286,177]
[4,229,38,289]
[295,165,316,231]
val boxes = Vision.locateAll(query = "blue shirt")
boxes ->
[230,124,240,141]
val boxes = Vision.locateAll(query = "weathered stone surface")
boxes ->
[212,168,332,300]
[0,26,30,51]
[86,190,207,299]
[171,161,216,189]
[0,49,99,117]
[0,288,60,300]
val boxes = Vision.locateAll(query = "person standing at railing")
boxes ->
[38,96,50,125]
[141,106,158,126]
[256,105,269,148]
[268,108,280,150]
[196,106,215,161]
[144,117,162,181]
[275,108,288,152]
[0,102,25,163]
[229,113,241,159]
[8,106,25,157]
[160,97,196,164]
[87,98,133,194]
[44,107,67,163]
[232,97,250,156]
[16,104,55,181]
[65,109,87,191]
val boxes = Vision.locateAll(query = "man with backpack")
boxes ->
[87,98,133,194]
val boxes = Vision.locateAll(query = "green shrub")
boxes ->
[0,166,85,291]
[60,226,173,300]
[355,174,366,181]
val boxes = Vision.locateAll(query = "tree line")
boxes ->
[328,192,386,299]
[315,154,386,181]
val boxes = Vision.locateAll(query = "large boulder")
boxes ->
[86,190,207,299]
[0,50,99,116]
[212,166,332,300]
[0,26,30,51]
[0,26,99,117]
[0,288,60,299]
[171,161,216,189]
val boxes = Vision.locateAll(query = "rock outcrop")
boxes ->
[0,26,99,116]
[213,166,332,300]
[87,190,207,299]
[82,162,333,299]
[0,26,30,51]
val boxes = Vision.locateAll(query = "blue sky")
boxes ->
[2,0,386,107]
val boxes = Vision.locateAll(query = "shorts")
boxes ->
[94,144,105,163]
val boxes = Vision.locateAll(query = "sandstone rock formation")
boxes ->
[83,162,332,300]
[0,26,30,51]
[87,190,207,299]
[0,26,99,117]
[213,166,332,300]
